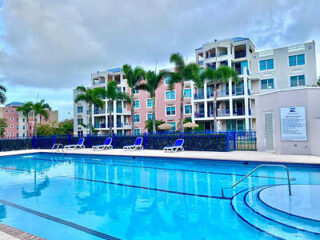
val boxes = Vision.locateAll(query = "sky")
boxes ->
[0,0,319,120]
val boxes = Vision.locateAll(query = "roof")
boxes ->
[5,102,24,107]
[232,37,249,42]
[107,68,122,73]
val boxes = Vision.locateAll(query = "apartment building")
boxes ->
[0,102,59,137]
[73,68,191,135]
[194,38,317,131]
[73,37,317,135]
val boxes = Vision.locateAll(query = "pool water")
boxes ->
[0,153,319,240]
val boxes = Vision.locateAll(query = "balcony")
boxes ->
[233,108,245,116]
[116,107,122,113]
[235,51,246,59]
[217,109,230,117]
[233,87,244,96]
[93,80,105,85]
[198,60,203,65]
[194,112,205,118]
[194,93,204,100]
[94,109,105,114]
[94,123,106,128]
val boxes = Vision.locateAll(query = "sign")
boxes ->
[280,107,307,141]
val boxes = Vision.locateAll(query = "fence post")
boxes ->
[53,135,56,146]
[226,132,230,152]
[112,133,117,148]
[143,132,147,149]
[233,131,236,150]
[86,134,91,148]
[32,136,36,149]
[68,135,71,145]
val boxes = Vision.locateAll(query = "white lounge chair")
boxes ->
[64,138,85,150]
[92,137,113,150]
[164,139,184,152]
[123,137,143,151]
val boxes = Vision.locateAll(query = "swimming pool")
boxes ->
[0,153,319,239]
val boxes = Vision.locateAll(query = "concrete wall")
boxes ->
[256,88,320,156]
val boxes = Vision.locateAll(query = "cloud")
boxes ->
[0,0,319,119]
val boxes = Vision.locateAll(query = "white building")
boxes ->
[193,38,317,131]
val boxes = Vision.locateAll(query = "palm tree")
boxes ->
[166,53,200,132]
[74,86,105,135]
[195,65,239,131]
[122,65,145,134]
[17,101,33,136]
[32,100,51,136]
[103,81,131,134]
[137,70,167,133]
[0,85,6,104]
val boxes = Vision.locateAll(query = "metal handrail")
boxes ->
[221,164,292,198]
[52,143,63,151]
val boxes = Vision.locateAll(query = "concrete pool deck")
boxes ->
[0,149,319,165]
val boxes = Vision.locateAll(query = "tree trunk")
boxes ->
[89,104,92,135]
[109,101,113,135]
[213,82,217,132]
[180,80,184,133]
[152,96,156,134]
[131,91,134,134]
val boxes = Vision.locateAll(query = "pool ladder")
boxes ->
[221,164,292,198]
[52,143,63,152]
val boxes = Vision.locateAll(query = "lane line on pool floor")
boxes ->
[31,157,294,180]
[0,198,120,240]
[61,175,232,200]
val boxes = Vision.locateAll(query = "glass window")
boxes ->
[184,105,192,114]
[261,79,274,90]
[134,100,140,109]
[77,118,83,125]
[133,88,139,94]
[134,114,140,122]
[184,89,191,98]
[290,75,305,87]
[165,91,175,100]
[147,99,155,108]
[77,106,83,113]
[147,113,154,120]
[134,129,140,135]
[168,122,176,130]
[164,76,170,85]
[166,106,176,116]
[289,54,305,66]
[260,59,274,70]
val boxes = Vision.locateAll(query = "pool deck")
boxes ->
[0,149,319,165]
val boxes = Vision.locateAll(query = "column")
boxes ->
[113,101,117,134]
[243,67,250,130]
[204,81,208,118]
[191,81,196,123]
[229,79,233,117]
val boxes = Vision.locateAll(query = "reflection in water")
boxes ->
[0,205,6,222]
[22,174,50,198]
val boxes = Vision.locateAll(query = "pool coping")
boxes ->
[0,149,319,166]
[0,223,45,240]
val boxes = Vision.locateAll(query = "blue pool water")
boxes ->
[0,153,319,240]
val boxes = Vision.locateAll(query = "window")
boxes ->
[168,122,176,130]
[10,117,14,121]
[10,125,13,128]
[184,105,192,114]
[77,106,83,113]
[289,54,305,66]
[78,131,83,137]
[147,99,155,108]
[77,118,83,125]
[134,100,140,109]
[22,118,25,122]
[184,89,191,98]
[259,59,274,70]
[22,133,25,137]
[290,75,305,87]
[164,76,170,85]
[261,79,274,90]
[133,88,139,94]
[165,91,175,100]
[134,114,140,122]
[147,113,156,121]
[22,126,25,130]
[166,106,176,116]
[134,129,140,135]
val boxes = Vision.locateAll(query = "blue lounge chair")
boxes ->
[64,138,85,150]
[92,137,113,150]
[164,139,184,152]
[123,137,143,151]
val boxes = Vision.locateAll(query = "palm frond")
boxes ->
[0,85,7,92]
[170,53,185,72]
[76,86,86,93]
[168,72,182,91]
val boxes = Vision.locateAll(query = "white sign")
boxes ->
[280,107,307,141]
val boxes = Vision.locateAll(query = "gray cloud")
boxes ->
[0,0,319,119]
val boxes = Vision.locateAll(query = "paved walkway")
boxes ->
[0,149,319,165]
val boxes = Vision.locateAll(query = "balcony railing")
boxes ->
[194,93,204,100]
[235,51,246,59]
[194,112,205,118]
[217,109,230,117]
[233,87,244,96]
[233,108,245,116]
[116,107,122,113]
[94,109,105,114]
[94,123,106,128]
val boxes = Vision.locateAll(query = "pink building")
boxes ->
[76,68,193,135]
[0,102,59,138]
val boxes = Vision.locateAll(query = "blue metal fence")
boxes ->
[0,131,257,152]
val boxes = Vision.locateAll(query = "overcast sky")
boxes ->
[0,0,319,120]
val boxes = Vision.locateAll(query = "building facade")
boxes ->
[73,38,317,135]
[0,102,59,138]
